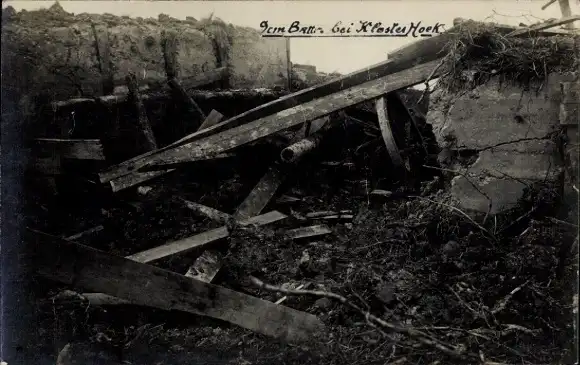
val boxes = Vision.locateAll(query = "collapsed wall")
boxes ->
[1,3,289,103]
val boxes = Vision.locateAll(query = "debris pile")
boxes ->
[10,12,579,365]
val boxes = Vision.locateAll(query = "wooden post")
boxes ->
[559,0,575,30]
[91,23,114,95]
[286,37,292,91]
[126,73,158,152]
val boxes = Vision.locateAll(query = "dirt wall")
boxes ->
[1,3,289,103]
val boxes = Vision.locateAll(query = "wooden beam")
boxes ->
[507,15,580,37]
[51,67,228,110]
[161,30,179,80]
[91,23,114,95]
[168,78,206,122]
[126,73,158,152]
[28,229,324,343]
[98,23,467,183]
[558,0,575,30]
[146,59,441,170]
[233,164,287,221]
[560,81,580,126]
[126,211,287,263]
[376,96,405,171]
[32,138,105,160]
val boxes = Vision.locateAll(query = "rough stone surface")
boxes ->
[428,73,577,148]
[1,6,288,101]
[428,74,572,215]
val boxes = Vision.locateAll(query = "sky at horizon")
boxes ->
[4,1,579,73]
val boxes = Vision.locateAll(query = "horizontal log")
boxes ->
[145,59,442,170]
[28,229,324,343]
[51,67,228,110]
[280,120,333,163]
[126,211,287,263]
[32,138,105,160]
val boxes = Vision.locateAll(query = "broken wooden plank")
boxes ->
[178,198,231,223]
[196,109,225,133]
[185,250,223,282]
[276,195,301,205]
[507,15,580,37]
[126,73,158,152]
[127,211,287,263]
[314,215,354,221]
[146,60,441,170]
[107,152,234,192]
[275,283,308,305]
[64,225,104,241]
[376,96,405,171]
[233,164,287,221]
[285,225,332,240]
[33,138,105,160]
[91,23,114,95]
[28,229,324,343]
[305,210,352,219]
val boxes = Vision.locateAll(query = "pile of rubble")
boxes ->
[13,15,580,365]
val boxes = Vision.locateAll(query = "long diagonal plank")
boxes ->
[27,229,324,343]
[506,15,580,37]
[97,25,465,184]
[132,59,442,178]
[126,211,287,263]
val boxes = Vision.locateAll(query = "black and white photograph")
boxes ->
[1,0,579,364]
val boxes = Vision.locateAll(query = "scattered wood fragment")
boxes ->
[82,293,131,306]
[177,198,231,223]
[64,225,104,241]
[285,225,332,240]
[145,59,442,170]
[126,211,287,263]
[370,189,394,199]
[313,215,354,221]
[126,73,158,152]
[276,195,301,205]
[32,138,105,160]
[376,96,405,171]
[507,15,580,37]
[233,164,287,221]
[185,250,223,282]
[28,229,324,343]
[90,23,114,95]
[305,210,352,219]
